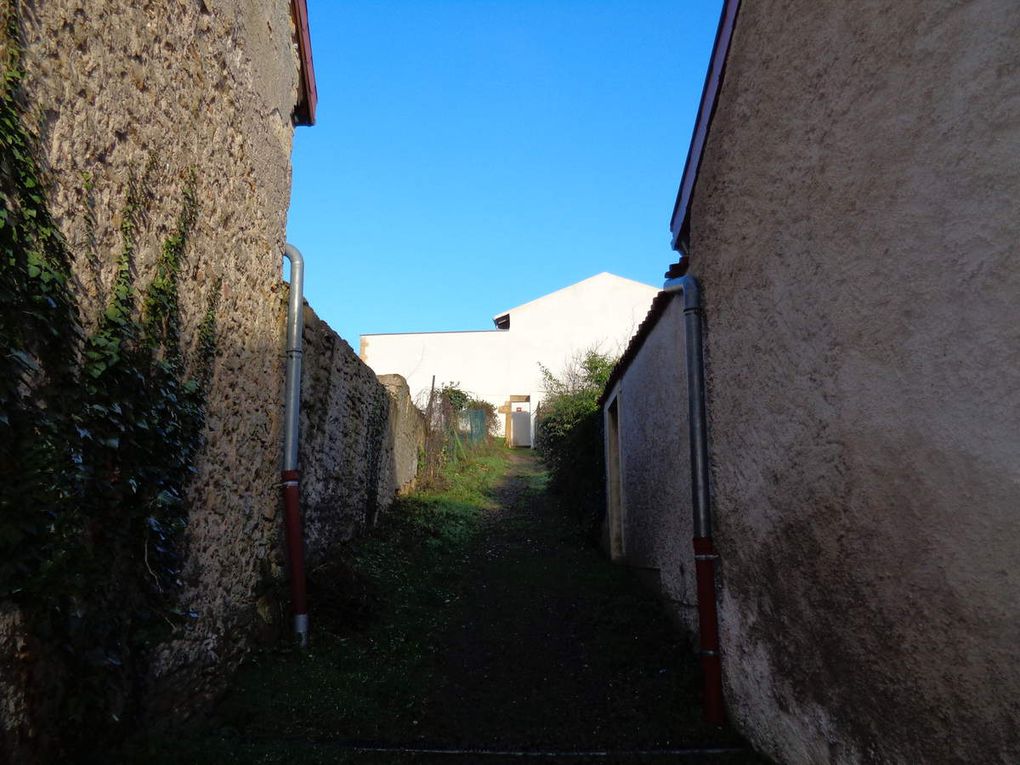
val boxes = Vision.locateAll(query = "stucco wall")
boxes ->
[602,298,697,634]
[361,273,658,438]
[684,2,1020,762]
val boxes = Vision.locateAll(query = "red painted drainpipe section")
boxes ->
[694,536,724,724]
[281,468,308,638]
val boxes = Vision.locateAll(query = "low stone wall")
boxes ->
[379,374,426,496]
[300,308,425,561]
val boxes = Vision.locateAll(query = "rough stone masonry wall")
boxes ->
[3,0,302,736]
[687,2,1020,763]
[0,0,422,753]
[378,373,427,496]
[300,309,424,562]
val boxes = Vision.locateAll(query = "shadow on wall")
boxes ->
[0,290,426,761]
[299,305,426,563]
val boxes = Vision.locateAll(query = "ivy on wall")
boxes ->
[0,4,218,754]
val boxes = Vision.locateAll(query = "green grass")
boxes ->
[114,446,768,764]
[116,445,510,763]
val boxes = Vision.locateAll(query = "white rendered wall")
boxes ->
[360,273,658,436]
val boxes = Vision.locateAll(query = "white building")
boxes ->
[359,272,658,445]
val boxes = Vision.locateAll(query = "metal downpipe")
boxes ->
[282,243,309,647]
[663,272,725,725]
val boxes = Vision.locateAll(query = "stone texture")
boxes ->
[687,3,1020,762]
[2,0,301,741]
[379,374,426,496]
[300,309,425,561]
[2,0,425,752]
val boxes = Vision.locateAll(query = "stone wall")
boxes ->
[1,0,424,757]
[300,310,424,561]
[379,374,427,496]
[686,2,1018,762]
[3,0,301,747]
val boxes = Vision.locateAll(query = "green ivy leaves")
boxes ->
[0,6,219,752]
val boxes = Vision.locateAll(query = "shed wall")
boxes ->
[603,298,697,634]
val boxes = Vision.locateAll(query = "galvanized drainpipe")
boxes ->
[282,243,309,647]
[663,271,725,725]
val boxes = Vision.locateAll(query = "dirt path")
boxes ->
[124,449,765,764]
[411,451,763,761]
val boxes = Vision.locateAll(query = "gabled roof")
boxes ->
[490,272,657,328]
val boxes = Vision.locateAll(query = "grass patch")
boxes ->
[117,445,510,763]
[115,447,768,764]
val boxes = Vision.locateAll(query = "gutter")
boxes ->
[282,243,309,647]
[291,0,317,125]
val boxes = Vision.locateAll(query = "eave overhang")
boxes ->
[291,0,317,126]
[667,0,741,262]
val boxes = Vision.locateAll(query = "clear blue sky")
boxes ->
[286,0,722,344]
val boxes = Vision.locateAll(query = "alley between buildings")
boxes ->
[123,450,766,764]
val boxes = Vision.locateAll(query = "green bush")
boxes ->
[534,350,617,538]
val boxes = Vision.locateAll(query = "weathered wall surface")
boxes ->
[601,298,697,635]
[6,0,302,735]
[685,2,1020,762]
[2,0,421,755]
[3,2,428,753]
[300,310,424,560]
[379,374,426,495]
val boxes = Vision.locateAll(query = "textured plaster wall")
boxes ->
[602,298,697,634]
[685,2,1020,762]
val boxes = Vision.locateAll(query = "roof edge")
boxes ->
[597,290,675,407]
[292,0,317,126]
[492,272,657,321]
[667,0,741,256]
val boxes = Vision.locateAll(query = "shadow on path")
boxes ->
[122,448,767,764]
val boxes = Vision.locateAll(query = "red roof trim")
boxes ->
[292,0,317,126]
[668,0,740,254]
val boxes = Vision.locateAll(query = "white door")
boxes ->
[511,411,532,447]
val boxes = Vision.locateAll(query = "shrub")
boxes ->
[534,349,617,538]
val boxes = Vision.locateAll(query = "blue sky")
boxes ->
[286,0,722,343]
